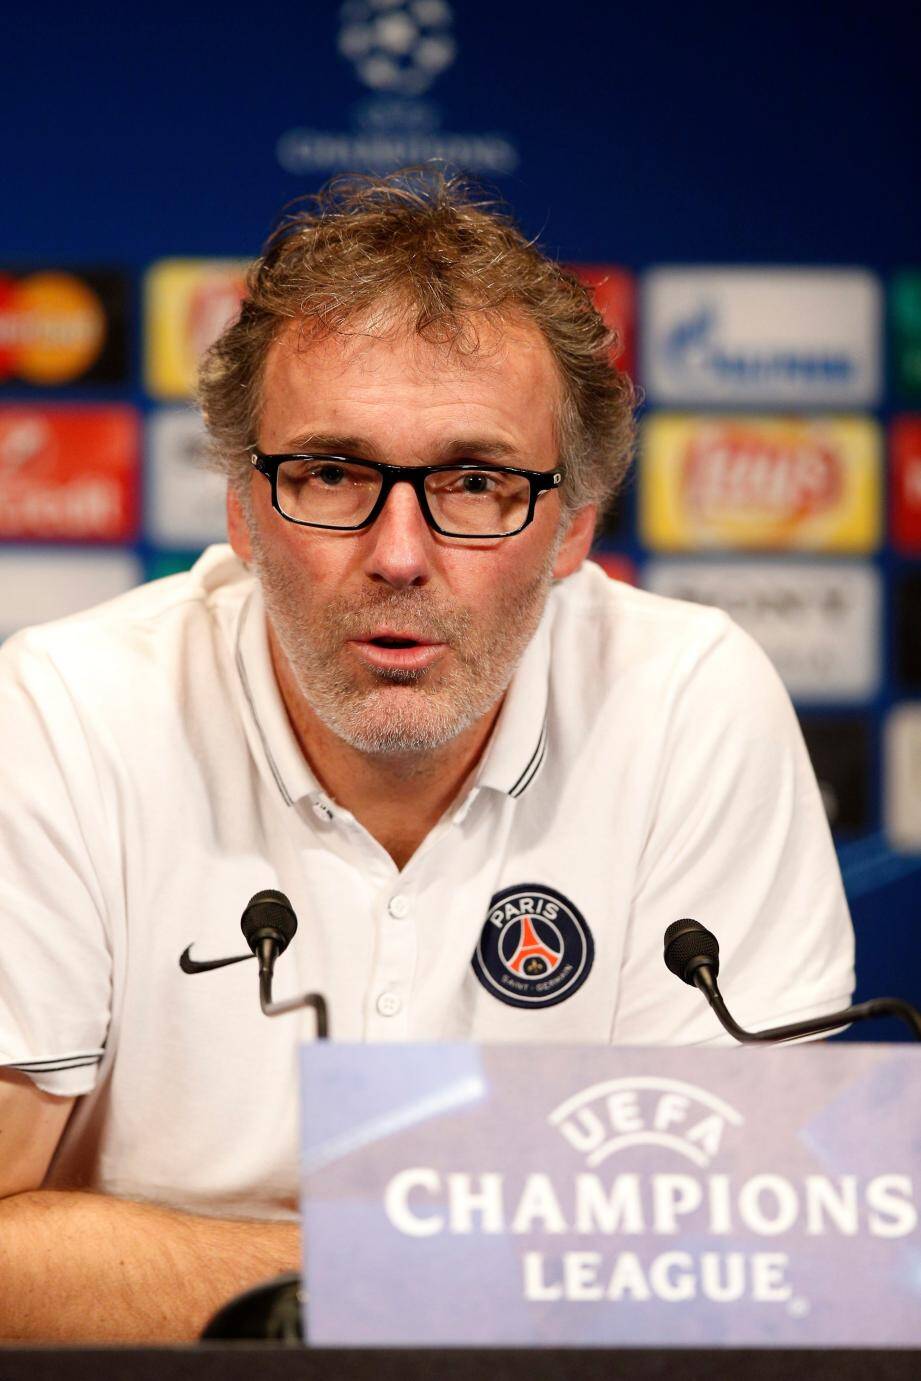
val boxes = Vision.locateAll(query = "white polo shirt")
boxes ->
[0,546,854,1218]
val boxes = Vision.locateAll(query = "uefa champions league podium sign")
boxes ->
[298,1044,921,1348]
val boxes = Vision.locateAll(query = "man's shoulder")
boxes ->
[547,558,790,735]
[0,544,252,696]
[552,558,737,665]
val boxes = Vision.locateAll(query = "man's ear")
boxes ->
[226,481,253,564]
[552,504,597,580]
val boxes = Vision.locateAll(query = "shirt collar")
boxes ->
[471,608,551,801]
[234,583,321,807]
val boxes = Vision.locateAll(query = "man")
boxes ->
[0,170,854,1341]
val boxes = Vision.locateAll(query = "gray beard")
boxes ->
[250,538,558,758]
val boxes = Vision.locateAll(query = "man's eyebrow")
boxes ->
[438,438,519,461]
[275,434,522,462]
[279,433,373,455]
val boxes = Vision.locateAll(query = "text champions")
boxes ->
[383,1168,917,1305]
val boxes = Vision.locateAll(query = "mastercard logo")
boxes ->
[0,273,107,384]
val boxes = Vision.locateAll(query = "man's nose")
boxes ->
[361,481,435,589]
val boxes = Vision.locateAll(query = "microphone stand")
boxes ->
[693,965,921,1043]
[664,918,921,1044]
[255,936,329,1035]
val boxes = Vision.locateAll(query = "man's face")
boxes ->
[228,311,595,757]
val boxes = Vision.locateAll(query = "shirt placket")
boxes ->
[307,795,419,1041]
[365,885,417,1039]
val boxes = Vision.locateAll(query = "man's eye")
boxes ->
[461,472,496,494]
[307,464,346,486]
[434,470,501,495]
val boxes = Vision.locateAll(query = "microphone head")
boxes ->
[663,918,720,986]
[241,889,298,955]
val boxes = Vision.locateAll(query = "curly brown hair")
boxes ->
[198,168,635,515]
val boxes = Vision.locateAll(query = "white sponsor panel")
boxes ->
[147,408,228,548]
[643,269,881,406]
[643,559,880,701]
[884,705,921,851]
[0,549,141,638]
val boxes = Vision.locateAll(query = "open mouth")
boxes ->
[350,634,447,671]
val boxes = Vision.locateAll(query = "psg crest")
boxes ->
[471,883,594,1009]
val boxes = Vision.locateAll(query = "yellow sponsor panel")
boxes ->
[145,259,249,399]
[639,414,881,552]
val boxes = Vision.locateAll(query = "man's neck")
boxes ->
[267,631,501,871]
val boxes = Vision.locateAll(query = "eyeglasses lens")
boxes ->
[276,459,379,527]
[425,468,530,535]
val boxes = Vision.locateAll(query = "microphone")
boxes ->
[240,889,329,1036]
[241,889,298,978]
[663,917,921,1043]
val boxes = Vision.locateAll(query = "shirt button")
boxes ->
[387,894,410,919]
[312,798,334,822]
[376,992,402,1017]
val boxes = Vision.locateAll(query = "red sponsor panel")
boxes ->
[0,406,140,541]
[0,274,17,377]
[567,265,635,377]
[891,417,921,552]
[591,552,635,584]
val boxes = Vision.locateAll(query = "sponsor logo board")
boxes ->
[567,266,635,377]
[891,417,921,552]
[0,405,139,541]
[885,705,921,851]
[0,269,130,387]
[145,260,248,399]
[0,549,141,639]
[639,414,881,552]
[591,552,635,584]
[643,268,881,406]
[146,553,198,581]
[147,408,228,548]
[644,559,880,702]
[597,488,630,541]
[895,568,921,690]
[891,271,921,401]
[799,716,872,833]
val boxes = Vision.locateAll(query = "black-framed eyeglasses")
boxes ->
[249,452,566,539]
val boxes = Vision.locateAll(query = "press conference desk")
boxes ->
[1,1348,918,1379]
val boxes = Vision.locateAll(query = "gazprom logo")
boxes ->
[662,304,854,387]
[643,268,881,407]
[548,1077,744,1169]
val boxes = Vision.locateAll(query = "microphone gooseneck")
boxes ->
[663,918,921,1043]
[241,889,329,1037]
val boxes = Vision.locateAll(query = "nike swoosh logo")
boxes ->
[179,946,255,974]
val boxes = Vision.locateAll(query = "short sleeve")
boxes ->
[612,619,855,1045]
[0,632,114,1094]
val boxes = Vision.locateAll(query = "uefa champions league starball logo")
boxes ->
[338,0,457,97]
[277,0,515,174]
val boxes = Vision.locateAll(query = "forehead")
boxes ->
[258,310,563,454]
